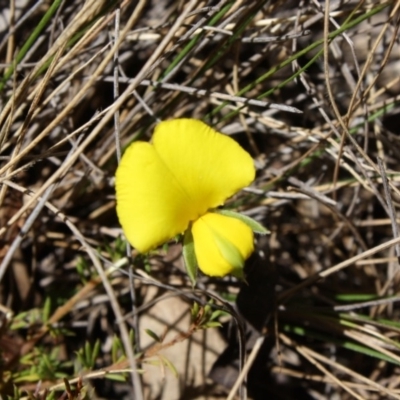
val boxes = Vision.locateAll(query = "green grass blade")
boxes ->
[0,0,63,92]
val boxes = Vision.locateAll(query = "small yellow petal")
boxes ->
[191,212,254,277]
[115,119,255,253]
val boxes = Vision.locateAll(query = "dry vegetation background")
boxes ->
[1,0,400,399]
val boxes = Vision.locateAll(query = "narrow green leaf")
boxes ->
[203,303,212,317]
[203,321,222,328]
[191,302,200,321]
[216,209,269,234]
[43,297,52,323]
[210,310,228,321]
[145,329,161,343]
[183,229,198,286]
[336,293,379,301]
[105,373,129,382]
[129,329,136,346]
[84,341,91,367]
[91,340,101,368]
[159,355,178,378]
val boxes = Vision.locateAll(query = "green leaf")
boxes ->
[91,340,101,367]
[203,303,212,317]
[215,209,269,234]
[145,329,161,343]
[336,293,379,302]
[43,297,52,323]
[210,310,228,321]
[183,229,198,286]
[159,355,178,378]
[203,321,222,328]
[191,302,200,321]
[105,373,129,382]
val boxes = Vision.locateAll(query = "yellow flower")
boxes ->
[115,118,258,278]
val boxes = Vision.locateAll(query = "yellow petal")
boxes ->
[116,141,195,252]
[152,119,255,214]
[115,119,255,253]
[191,212,254,277]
